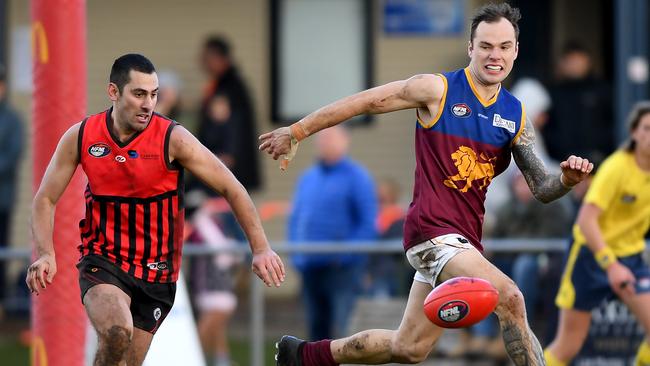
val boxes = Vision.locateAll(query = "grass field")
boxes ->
[0,337,29,365]
[0,335,279,366]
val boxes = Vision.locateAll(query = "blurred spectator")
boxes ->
[510,78,554,165]
[375,178,405,239]
[193,35,260,192]
[154,70,182,121]
[364,178,411,298]
[543,42,615,164]
[288,126,377,340]
[187,198,244,366]
[468,172,572,359]
[0,65,24,305]
[543,166,595,346]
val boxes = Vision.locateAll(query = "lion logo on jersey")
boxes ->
[443,146,496,192]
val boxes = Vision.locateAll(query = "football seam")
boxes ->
[426,289,498,304]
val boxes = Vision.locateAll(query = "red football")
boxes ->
[423,277,499,328]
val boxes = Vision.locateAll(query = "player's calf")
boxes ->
[390,337,430,364]
[494,280,544,366]
[95,325,131,366]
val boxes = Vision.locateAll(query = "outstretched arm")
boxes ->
[512,117,593,203]
[27,123,81,295]
[169,125,285,287]
[258,74,445,168]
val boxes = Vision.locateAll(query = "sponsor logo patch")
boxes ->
[127,150,139,158]
[438,300,469,322]
[88,143,111,157]
[147,261,168,271]
[492,114,516,133]
[115,155,126,163]
[451,103,472,118]
[153,308,162,321]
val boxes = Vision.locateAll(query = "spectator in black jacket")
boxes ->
[543,42,615,164]
[192,36,260,196]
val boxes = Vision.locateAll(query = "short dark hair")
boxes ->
[204,36,231,58]
[624,101,650,152]
[110,54,156,93]
[470,2,521,42]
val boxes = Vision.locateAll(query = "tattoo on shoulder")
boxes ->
[515,121,536,147]
[512,117,570,203]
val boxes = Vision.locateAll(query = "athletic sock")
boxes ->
[544,348,567,366]
[302,339,338,366]
[635,341,650,366]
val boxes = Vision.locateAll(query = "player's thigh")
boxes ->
[126,327,155,366]
[619,256,650,334]
[438,248,517,302]
[83,284,133,333]
[622,292,650,334]
[395,280,444,351]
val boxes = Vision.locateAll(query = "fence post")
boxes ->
[251,271,265,366]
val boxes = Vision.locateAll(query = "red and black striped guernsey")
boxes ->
[78,108,184,283]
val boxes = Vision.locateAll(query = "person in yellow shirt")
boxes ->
[545,101,650,366]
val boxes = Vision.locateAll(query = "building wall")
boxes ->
[8,0,527,251]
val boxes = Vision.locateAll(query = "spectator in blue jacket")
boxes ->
[288,125,377,340]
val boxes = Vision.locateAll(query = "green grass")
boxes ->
[0,337,29,365]
[0,336,278,366]
[229,338,279,366]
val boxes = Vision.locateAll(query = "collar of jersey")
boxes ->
[464,67,500,108]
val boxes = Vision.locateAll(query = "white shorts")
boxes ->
[196,291,238,312]
[406,234,476,287]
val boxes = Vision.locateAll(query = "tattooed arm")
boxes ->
[512,117,593,203]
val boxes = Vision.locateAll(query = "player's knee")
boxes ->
[98,325,132,360]
[495,281,526,319]
[391,339,429,364]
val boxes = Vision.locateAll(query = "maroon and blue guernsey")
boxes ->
[403,67,525,252]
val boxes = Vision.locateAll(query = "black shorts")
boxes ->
[77,255,176,334]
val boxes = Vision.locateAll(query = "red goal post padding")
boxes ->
[31,1,87,365]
